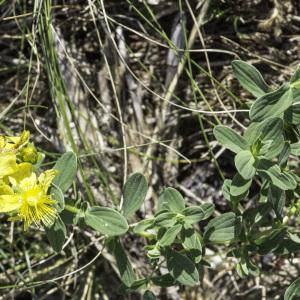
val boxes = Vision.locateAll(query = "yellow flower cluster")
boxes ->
[0,131,58,230]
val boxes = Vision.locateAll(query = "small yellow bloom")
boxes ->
[0,169,58,230]
[0,131,33,179]
[0,130,30,153]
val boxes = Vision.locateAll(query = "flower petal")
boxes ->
[9,163,33,183]
[0,136,5,148]
[0,195,21,212]
[8,130,30,148]
[18,173,37,191]
[0,182,14,195]
[0,153,18,178]
[38,169,58,193]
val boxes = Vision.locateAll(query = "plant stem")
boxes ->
[64,204,80,214]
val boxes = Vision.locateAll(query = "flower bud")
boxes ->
[20,143,38,164]
[20,131,30,144]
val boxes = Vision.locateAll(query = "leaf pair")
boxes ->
[233,60,299,122]
[158,187,215,228]
[85,172,149,237]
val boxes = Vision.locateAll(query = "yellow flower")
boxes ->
[0,130,30,152]
[0,169,58,230]
[0,131,31,178]
[0,131,33,180]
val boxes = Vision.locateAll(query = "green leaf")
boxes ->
[52,151,77,193]
[45,217,66,253]
[250,84,293,122]
[166,249,199,286]
[260,117,283,141]
[181,227,202,263]
[151,274,175,287]
[223,179,247,209]
[285,89,300,125]
[199,203,215,219]
[236,262,248,278]
[291,141,300,156]
[259,117,284,158]
[262,137,284,160]
[222,179,232,201]
[143,290,156,300]
[285,105,300,125]
[243,203,271,225]
[278,142,291,168]
[122,173,148,218]
[159,224,182,246]
[232,60,271,97]
[147,246,161,259]
[243,122,261,145]
[275,238,300,255]
[290,64,300,84]
[204,212,241,243]
[234,150,256,180]
[133,219,154,234]
[236,254,259,278]
[85,206,129,236]
[159,187,185,213]
[285,277,300,300]
[120,278,148,293]
[244,118,283,156]
[268,184,285,218]
[154,212,177,227]
[181,227,202,249]
[293,88,300,102]
[230,173,252,197]
[257,159,297,190]
[109,238,136,287]
[288,232,300,244]
[256,229,285,255]
[213,125,248,153]
[51,184,65,212]
[182,203,214,225]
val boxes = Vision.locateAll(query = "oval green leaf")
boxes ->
[122,173,148,218]
[53,151,77,193]
[214,125,248,153]
[108,238,136,287]
[232,60,271,98]
[268,184,285,218]
[50,184,65,212]
[159,187,185,213]
[166,249,199,286]
[285,277,300,300]
[257,159,297,190]
[250,84,292,122]
[182,203,214,225]
[230,173,252,197]
[159,224,182,247]
[181,227,202,263]
[133,219,154,234]
[154,212,177,227]
[204,212,241,243]
[85,206,129,236]
[45,217,66,253]
[234,150,256,180]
